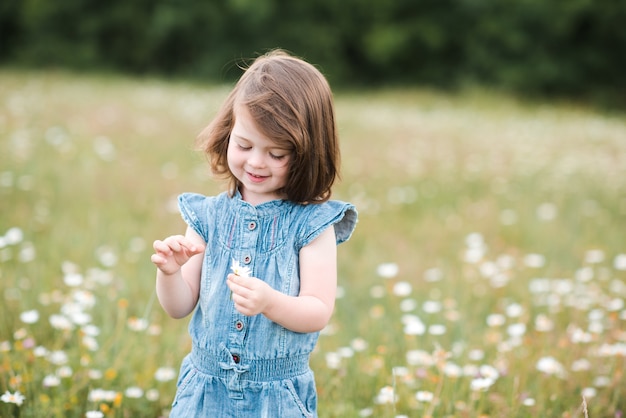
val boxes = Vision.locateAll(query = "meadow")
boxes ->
[1,69,625,417]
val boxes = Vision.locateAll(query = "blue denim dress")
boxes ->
[169,191,357,417]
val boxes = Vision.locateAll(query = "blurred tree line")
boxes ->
[1,0,624,103]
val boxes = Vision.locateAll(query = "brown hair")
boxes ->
[197,50,339,204]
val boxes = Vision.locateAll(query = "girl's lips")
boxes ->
[246,172,267,183]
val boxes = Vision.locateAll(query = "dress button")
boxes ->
[243,255,251,264]
[235,320,244,331]
[248,221,256,230]
[232,354,240,364]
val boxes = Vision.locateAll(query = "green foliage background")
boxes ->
[1,0,625,103]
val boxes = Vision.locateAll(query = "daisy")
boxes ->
[1,390,25,406]
[231,259,252,278]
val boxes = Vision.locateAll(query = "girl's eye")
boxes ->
[237,144,251,151]
[270,153,287,160]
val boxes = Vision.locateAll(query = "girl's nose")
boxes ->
[246,150,265,168]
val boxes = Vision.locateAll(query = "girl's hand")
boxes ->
[151,235,205,275]
[227,273,274,316]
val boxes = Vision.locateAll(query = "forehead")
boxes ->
[231,104,293,149]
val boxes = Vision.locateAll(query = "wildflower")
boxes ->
[63,273,84,287]
[505,303,524,318]
[428,324,447,335]
[154,367,176,382]
[127,317,149,331]
[351,338,368,352]
[486,313,506,327]
[584,249,604,264]
[85,411,104,418]
[374,386,397,404]
[402,315,426,336]
[579,388,597,400]
[88,388,117,402]
[325,352,342,369]
[399,298,417,312]
[392,281,412,297]
[20,309,39,324]
[507,323,527,338]
[523,254,545,268]
[536,356,566,378]
[571,358,591,372]
[534,314,554,332]
[57,366,73,378]
[47,350,69,366]
[125,386,144,398]
[470,377,495,391]
[423,267,443,282]
[1,390,25,406]
[443,362,462,377]
[42,374,61,387]
[49,314,74,331]
[231,259,252,277]
[145,389,159,401]
[4,227,24,245]
[416,390,434,402]
[614,254,626,271]
[423,300,442,314]
[376,263,398,279]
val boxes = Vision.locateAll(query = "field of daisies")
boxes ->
[1,70,625,418]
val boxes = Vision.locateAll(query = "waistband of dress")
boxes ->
[190,345,310,381]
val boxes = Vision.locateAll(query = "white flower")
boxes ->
[231,259,251,277]
[470,377,495,391]
[536,356,566,378]
[392,281,412,296]
[145,389,159,401]
[374,386,397,404]
[63,273,84,287]
[1,390,25,406]
[125,386,144,398]
[376,263,398,279]
[20,309,39,324]
[416,390,434,402]
[154,367,176,382]
[86,411,104,418]
[42,374,61,387]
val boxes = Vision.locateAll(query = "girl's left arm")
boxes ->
[227,226,337,333]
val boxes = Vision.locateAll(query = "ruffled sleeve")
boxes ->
[299,200,358,248]
[178,193,213,241]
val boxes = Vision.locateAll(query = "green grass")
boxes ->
[1,69,625,417]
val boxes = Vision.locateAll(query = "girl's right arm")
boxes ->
[151,227,206,319]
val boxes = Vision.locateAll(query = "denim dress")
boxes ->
[169,190,357,418]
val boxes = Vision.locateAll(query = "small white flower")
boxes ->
[86,411,104,418]
[145,389,160,401]
[374,385,397,404]
[416,390,434,402]
[125,386,144,398]
[376,263,398,279]
[536,356,566,378]
[20,309,39,324]
[42,374,61,387]
[1,390,25,406]
[470,377,495,391]
[392,281,411,296]
[231,259,252,277]
[154,367,176,382]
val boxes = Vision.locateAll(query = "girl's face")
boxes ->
[227,105,292,205]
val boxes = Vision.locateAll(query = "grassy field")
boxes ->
[1,69,625,417]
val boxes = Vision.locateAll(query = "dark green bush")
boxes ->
[1,0,623,103]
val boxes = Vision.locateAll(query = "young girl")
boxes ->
[151,50,357,417]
